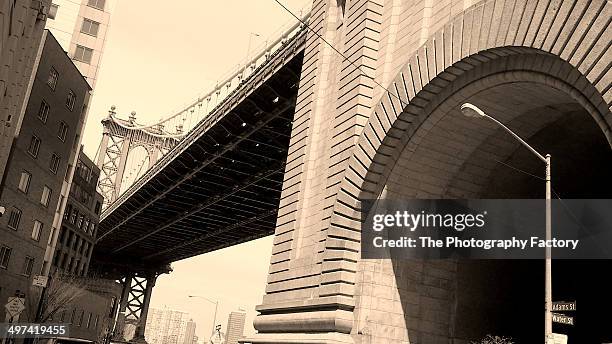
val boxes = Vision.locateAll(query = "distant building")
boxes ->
[0,30,91,320]
[224,311,246,344]
[0,0,52,184]
[51,149,103,275]
[184,319,196,344]
[44,0,116,88]
[145,307,194,344]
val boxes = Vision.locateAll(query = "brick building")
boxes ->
[0,29,90,321]
[51,150,103,276]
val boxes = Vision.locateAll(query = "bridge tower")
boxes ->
[96,106,181,209]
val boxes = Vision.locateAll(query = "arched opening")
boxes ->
[370,51,611,343]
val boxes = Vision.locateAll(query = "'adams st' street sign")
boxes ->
[552,301,576,312]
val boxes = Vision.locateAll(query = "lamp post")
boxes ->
[460,103,552,343]
[187,295,219,338]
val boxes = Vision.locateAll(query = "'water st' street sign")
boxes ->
[552,312,574,325]
[552,301,576,312]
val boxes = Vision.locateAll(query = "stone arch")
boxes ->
[338,0,611,210]
[317,0,611,342]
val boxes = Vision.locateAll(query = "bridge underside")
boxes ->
[93,51,303,275]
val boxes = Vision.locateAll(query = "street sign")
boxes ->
[4,297,25,318]
[552,312,574,325]
[32,275,48,287]
[552,301,576,312]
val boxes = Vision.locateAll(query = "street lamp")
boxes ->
[460,103,553,343]
[187,295,219,339]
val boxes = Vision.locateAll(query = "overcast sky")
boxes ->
[81,0,311,340]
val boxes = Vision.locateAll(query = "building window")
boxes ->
[74,45,93,64]
[94,201,101,215]
[64,205,72,221]
[18,171,31,193]
[77,215,84,229]
[8,208,22,230]
[58,121,68,142]
[87,0,105,10]
[41,185,52,207]
[83,218,90,233]
[22,256,34,276]
[89,223,95,235]
[93,315,99,329]
[47,68,58,90]
[86,313,92,328]
[0,246,11,269]
[70,209,78,224]
[38,100,50,123]
[50,154,61,174]
[81,18,100,37]
[28,135,41,157]
[32,221,43,241]
[66,90,76,111]
[48,4,59,19]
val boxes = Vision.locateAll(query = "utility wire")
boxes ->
[492,158,545,181]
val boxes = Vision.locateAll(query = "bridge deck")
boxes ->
[93,40,304,273]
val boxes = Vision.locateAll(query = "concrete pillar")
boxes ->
[248,0,479,343]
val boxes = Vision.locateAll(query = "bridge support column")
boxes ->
[249,0,612,342]
[129,272,157,344]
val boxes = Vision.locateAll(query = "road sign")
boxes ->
[552,312,574,325]
[552,301,576,312]
[4,297,25,318]
[32,275,48,287]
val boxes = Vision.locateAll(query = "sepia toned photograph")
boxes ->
[1,1,611,344]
